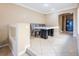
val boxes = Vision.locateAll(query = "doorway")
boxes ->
[59,13,73,34]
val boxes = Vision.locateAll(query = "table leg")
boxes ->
[40,29,48,39]
[48,29,54,36]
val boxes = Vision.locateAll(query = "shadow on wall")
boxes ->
[0,25,8,43]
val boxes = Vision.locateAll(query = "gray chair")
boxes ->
[30,23,46,37]
[34,29,40,37]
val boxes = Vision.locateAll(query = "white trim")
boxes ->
[9,45,15,56]
[46,6,77,14]
[15,3,45,14]
[11,49,15,56]
[14,3,78,14]
[58,6,77,12]
[0,43,8,48]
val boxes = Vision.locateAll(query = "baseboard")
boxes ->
[9,46,26,56]
[9,45,16,56]
[0,43,8,48]
[11,49,16,56]
[26,48,37,56]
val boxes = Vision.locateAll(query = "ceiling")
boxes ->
[17,3,78,14]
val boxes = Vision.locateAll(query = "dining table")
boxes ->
[34,26,59,39]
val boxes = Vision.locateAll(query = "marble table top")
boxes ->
[34,26,59,30]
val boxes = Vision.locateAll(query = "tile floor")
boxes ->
[22,53,30,56]
[29,33,77,56]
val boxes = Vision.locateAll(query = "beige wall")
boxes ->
[0,3,78,42]
[0,4,45,42]
[46,12,59,26]
[46,8,77,36]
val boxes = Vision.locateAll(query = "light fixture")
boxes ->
[43,4,49,7]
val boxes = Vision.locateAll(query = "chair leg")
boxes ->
[34,31,40,37]
[35,31,37,37]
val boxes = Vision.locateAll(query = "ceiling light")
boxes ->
[43,4,49,7]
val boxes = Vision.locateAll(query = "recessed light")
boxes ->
[43,4,49,7]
